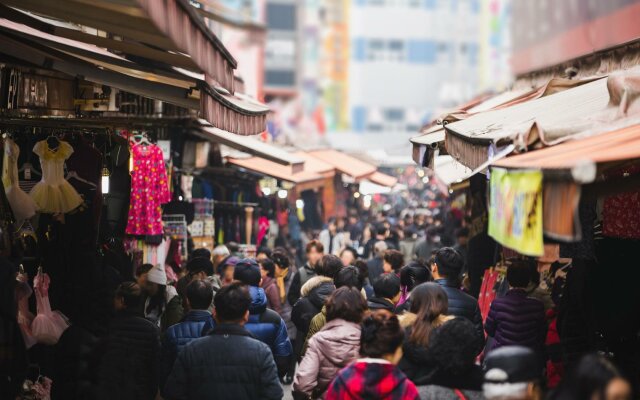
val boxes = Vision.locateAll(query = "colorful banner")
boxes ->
[488,168,543,256]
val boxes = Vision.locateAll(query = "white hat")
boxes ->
[147,263,167,285]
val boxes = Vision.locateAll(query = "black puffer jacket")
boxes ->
[51,325,100,400]
[367,297,396,312]
[398,337,436,385]
[96,310,160,400]
[291,276,335,360]
[164,324,283,400]
[435,279,484,351]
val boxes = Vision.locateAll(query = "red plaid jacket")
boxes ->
[326,359,420,400]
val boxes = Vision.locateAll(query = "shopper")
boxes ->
[163,283,283,400]
[399,226,418,262]
[294,287,367,399]
[288,240,324,306]
[432,247,484,350]
[485,260,546,353]
[364,225,391,259]
[416,318,484,399]
[414,227,440,261]
[291,254,341,361]
[354,259,375,299]
[366,240,388,282]
[218,255,239,287]
[211,245,230,271]
[259,258,281,313]
[233,258,292,377]
[176,256,221,311]
[160,280,215,391]
[549,353,632,400]
[398,282,453,383]
[340,246,359,267]
[483,346,543,400]
[383,249,405,274]
[140,263,183,332]
[270,248,297,384]
[96,282,160,400]
[319,218,346,256]
[453,228,469,269]
[367,272,401,312]
[396,260,432,313]
[326,310,419,400]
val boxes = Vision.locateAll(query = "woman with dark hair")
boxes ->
[383,250,405,274]
[549,353,632,400]
[396,260,432,313]
[354,259,374,299]
[259,258,280,313]
[417,318,484,399]
[398,282,453,382]
[293,287,367,399]
[270,248,297,383]
[326,310,419,400]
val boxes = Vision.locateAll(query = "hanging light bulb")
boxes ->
[277,189,288,199]
[101,167,110,194]
[296,199,305,209]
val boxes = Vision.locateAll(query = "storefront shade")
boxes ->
[488,168,544,256]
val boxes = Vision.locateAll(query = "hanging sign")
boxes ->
[488,168,543,256]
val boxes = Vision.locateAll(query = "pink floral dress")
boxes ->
[126,144,170,236]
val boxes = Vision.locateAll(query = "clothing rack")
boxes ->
[213,200,258,207]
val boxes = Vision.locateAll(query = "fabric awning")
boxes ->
[432,156,473,187]
[307,149,377,181]
[290,151,336,177]
[445,71,640,169]
[493,123,640,182]
[367,171,398,188]
[226,156,324,186]
[195,120,303,168]
[0,17,270,135]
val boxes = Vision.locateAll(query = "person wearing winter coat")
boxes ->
[160,280,215,391]
[139,263,184,332]
[259,258,282,314]
[395,260,432,313]
[485,260,546,353]
[291,254,341,361]
[288,240,324,306]
[432,248,484,352]
[398,283,453,384]
[293,287,367,399]
[416,319,484,400]
[326,310,419,400]
[233,259,293,377]
[367,273,401,312]
[163,283,283,400]
[319,218,347,256]
[96,282,160,400]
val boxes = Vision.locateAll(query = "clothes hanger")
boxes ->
[66,170,97,188]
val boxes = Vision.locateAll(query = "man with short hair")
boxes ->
[483,346,543,400]
[160,280,215,390]
[432,247,484,351]
[234,259,292,377]
[367,273,401,312]
[288,240,324,306]
[164,283,283,400]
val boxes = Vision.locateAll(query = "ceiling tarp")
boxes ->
[308,149,377,181]
[226,156,324,188]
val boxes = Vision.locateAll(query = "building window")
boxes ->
[407,40,437,64]
[352,106,367,133]
[384,108,405,121]
[267,3,296,31]
[265,70,295,86]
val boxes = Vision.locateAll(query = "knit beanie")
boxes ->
[233,258,261,286]
[147,263,167,285]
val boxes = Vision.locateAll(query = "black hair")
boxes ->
[116,281,142,309]
[408,282,448,347]
[271,248,291,269]
[334,265,364,290]
[434,247,464,280]
[191,248,211,261]
[507,259,533,288]
[259,258,276,278]
[373,273,401,299]
[360,310,404,358]
[135,263,153,277]
[383,250,404,272]
[326,287,367,323]
[354,259,369,279]
[427,318,478,376]
[550,353,629,400]
[145,284,167,316]
[316,254,342,279]
[257,246,272,259]
[306,239,324,254]
[233,260,261,286]
[340,247,359,263]
[376,225,388,236]
[186,280,213,310]
[214,282,251,322]
[455,227,469,238]
[187,256,214,276]
[400,260,432,292]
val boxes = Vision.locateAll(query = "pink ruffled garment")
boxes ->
[32,272,69,345]
[16,277,37,349]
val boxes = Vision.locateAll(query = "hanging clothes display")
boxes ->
[16,273,37,349]
[125,143,170,236]
[29,139,83,214]
[31,270,70,345]
[2,137,37,223]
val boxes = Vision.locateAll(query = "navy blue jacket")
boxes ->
[246,286,292,376]
[435,278,485,352]
[485,288,546,352]
[163,324,283,400]
[160,310,215,390]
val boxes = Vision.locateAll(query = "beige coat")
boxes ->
[293,318,361,398]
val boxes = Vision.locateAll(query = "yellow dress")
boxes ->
[29,140,83,214]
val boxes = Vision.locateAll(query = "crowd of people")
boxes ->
[15,209,635,400]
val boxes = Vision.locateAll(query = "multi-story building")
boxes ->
[342,0,483,153]
[263,0,299,99]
